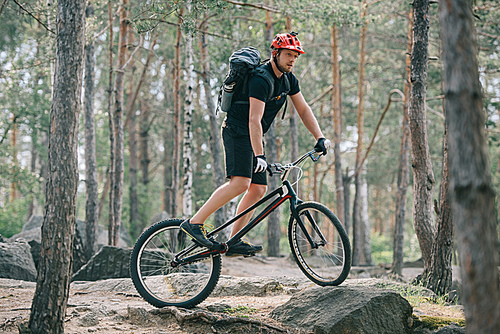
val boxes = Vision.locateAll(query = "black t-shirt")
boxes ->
[225,62,300,134]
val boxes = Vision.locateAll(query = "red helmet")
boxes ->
[270,32,305,54]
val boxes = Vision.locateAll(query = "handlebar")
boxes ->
[266,150,324,179]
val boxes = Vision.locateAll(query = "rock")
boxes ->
[349,266,388,278]
[270,286,413,334]
[8,216,91,273]
[9,215,131,249]
[72,246,132,281]
[165,274,311,298]
[71,277,136,292]
[78,312,99,327]
[448,280,461,304]
[404,258,424,268]
[8,216,44,243]
[435,324,465,334]
[344,278,437,299]
[22,215,43,231]
[205,302,232,313]
[0,234,4,242]
[127,307,155,326]
[75,219,132,249]
[212,275,311,296]
[0,278,36,289]
[26,225,87,274]
[0,241,37,281]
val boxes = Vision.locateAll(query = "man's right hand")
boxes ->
[254,155,268,173]
[314,138,331,155]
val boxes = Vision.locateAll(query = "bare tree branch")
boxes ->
[0,115,19,145]
[0,0,8,17]
[426,104,445,120]
[11,0,55,34]
[224,0,281,13]
[351,89,405,179]
[309,85,333,106]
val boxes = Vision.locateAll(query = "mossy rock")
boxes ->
[413,314,465,331]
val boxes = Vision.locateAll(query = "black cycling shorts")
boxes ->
[222,121,267,186]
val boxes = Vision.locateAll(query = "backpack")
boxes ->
[217,47,290,117]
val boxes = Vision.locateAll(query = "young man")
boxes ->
[181,32,331,256]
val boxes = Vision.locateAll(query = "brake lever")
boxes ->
[266,165,273,177]
[267,163,285,177]
[310,151,324,162]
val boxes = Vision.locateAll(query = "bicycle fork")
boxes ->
[290,198,328,249]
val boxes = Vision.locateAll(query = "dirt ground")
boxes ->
[0,256,463,334]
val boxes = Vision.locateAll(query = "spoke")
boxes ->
[141,266,166,277]
[142,249,170,262]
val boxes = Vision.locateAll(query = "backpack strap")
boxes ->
[257,68,290,119]
[233,65,291,122]
[280,74,290,119]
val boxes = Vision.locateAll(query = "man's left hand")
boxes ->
[314,138,331,155]
[254,155,268,173]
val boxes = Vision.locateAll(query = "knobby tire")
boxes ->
[130,219,222,308]
[289,202,351,286]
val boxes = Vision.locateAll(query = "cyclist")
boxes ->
[181,32,331,256]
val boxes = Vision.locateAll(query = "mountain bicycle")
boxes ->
[130,149,351,309]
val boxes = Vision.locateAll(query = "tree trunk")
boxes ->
[440,0,500,331]
[420,109,453,295]
[360,167,372,265]
[265,8,280,257]
[331,24,345,229]
[140,105,150,187]
[266,123,280,257]
[392,10,413,276]
[107,0,115,246]
[183,1,194,219]
[27,131,37,219]
[343,169,351,238]
[111,0,129,246]
[127,30,139,238]
[163,133,172,215]
[28,0,85,332]
[10,116,19,202]
[352,0,368,266]
[286,16,299,192]
[409,0,435,269]
[83,4,99,260]
[171,12,183,218]
[199,18,226,229]
[128,36,155,238]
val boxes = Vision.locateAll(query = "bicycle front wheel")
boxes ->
[130,219,222,308]
[289,202,351,286]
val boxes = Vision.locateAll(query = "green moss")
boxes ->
[223,305,258,317]
[413,314,465,330]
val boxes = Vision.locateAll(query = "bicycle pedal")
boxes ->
[243,253,256,258]
[211,241,228,252]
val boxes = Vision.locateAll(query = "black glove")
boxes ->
[254,155,267,173]
[314,138,331,155]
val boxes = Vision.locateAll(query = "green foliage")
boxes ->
[0,198,30,238]
[371,229,422,265]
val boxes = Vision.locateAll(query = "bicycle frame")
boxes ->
[172,150,327,266]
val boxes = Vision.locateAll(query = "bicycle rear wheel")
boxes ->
[289,202,351,286]
[130,219,221,308]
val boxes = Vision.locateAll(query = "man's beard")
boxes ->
[277,62,292,73]
[274,56,292,73]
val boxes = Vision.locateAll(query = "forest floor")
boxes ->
[0,256,464,334]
